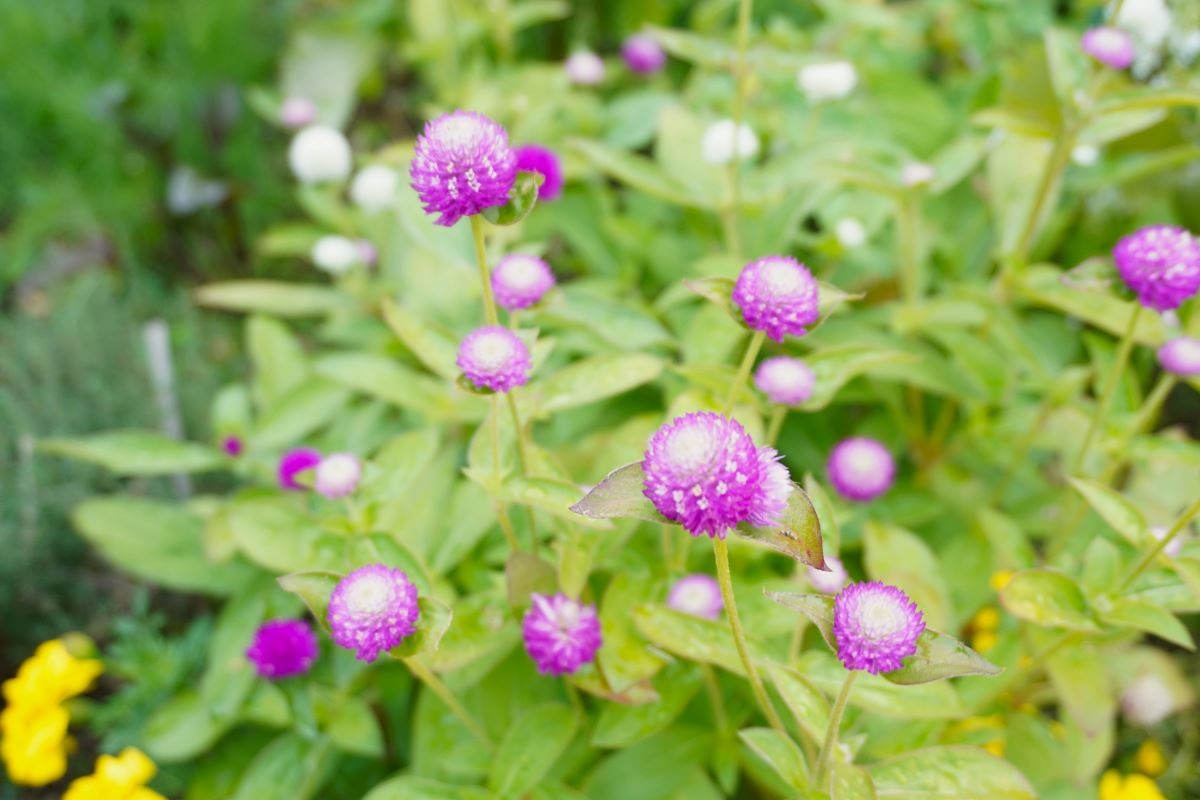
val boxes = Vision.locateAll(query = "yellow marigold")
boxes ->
[989,570,1014,592]
[1099,770,1166,800]
[64,747,166,800]
[1136,740,1168,777]
[2,639,103,710]
[0,704,69,786]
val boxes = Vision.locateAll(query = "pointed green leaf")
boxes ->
[570,461,662,523]
[737,485,825,568]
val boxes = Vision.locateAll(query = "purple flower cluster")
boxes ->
[732,256,820,342]
[522,593,603,675]
[514,145,564,202]
[642,412,790,539]
[327,564,420,662]
[1114,225,1200,311]
[410,110,517,227]
[833,581,925,674]
[667,574,724,619]
[246,619,319,679]
[492,254,556,311]
[754,356,816,406]
[457,326,533,392]
[827,437,895,502]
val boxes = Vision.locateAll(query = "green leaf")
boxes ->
[531,353,664,415]
[633,605,770,676]
[363,777,490,800]
[833,763,877,800]
[381,298,463,380]
[738,728,809,790]
[1016,265,1165,346]
[348,533,435,597]
[1100,598,1194,650]
[682,277,736,322]
[488,705,578,798]
[592,662,701,748]
[249,379,353,449]
[804,474,841,555]
[797,652,965,719]
[41,431,224,475]
[505,552,558,609]
[737,485,825,568]
[1068,478,1148,546]
[802,345,920,412]
[1093,89,1200,116]
[867,746,1036,799]
[228,733,336,800]
[863,522,952,631]
[1043,28,1089,108]
[201,585,282,720]
[1046,645,1114,735]
[227,498,345,573]
[193,281,357,317]
[143,690,233,763]
[278,572,340,627]
[770,667,830,742]
[320,692,384,757]
[1000,569,1099,631]
[246,315,308,406]
[570,461,662,523]
[316,352,485,422]
[482,170,542,225]
[597,573,668,692]
[503,477,613,526]
[583,729,714,800]
[388,596,454,657]
[571,139,702,208]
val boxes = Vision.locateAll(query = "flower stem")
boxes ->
[712,536,786,734]
[814,671,858,790]
[897,195,922,304]
[1009,124,1077,274]
[505,393,531,474]
[1071,305,1143,474]
[766,405,787,446]
[723,0,753,258]
[490,396,519,551]
[1120,498,1200,590]
[470,215,499,325]
[724,330,766,415]
[701,663,730,733]
[404,657,492,747]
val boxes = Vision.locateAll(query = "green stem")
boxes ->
[723,0,753,258]
[713,536,786,734]
[766,405,787,446]
[505,393,530,473]
[1071,305,1143,475]
[490,397,519,551]
[897,196,923,304]
[815,671,858,790]
[1120,498,1200,590]
[723,330,766,414]
[992,400,1055,505]
[1010,124,1077,273]
[404,657,492,747]
[470,216,499,325]
[701,663,730,733]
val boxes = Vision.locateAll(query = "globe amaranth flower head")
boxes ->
[288,125,352,184]
[221,436,243,457]
[1157,337,1200,377]
[245,619,319,679]
[314,453,361,499]
[754,356,816,406]
[522,593,603,675]
[1114,225,1200,311]
[701,119,759,166]
[667,574,724,620]
[797,61,858,102]
[492,253,556,311]
[622,34,666,74]
[410,110,518,227]
[1083,26,1136,70]
[350,164,400,213]
[312,235,365,275]
[565,51,605,85]
[642,412,791,539]
[827,437,895,502]
[279,96,317,129]
[328,564,420,662]
[732,256,821,342]
[278,447,322,491]
[514,145,564,201]
[457,325,532,392]
[808,554,849,595]
[833,581,925,674]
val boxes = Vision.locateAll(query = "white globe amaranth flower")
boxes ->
[349,164,399,213]
[701,119,760,166]
[1114,0,1172,51]
[288,125,352,184]
[901,162,936,187]
[797,61,858,102]
[1071,144,1101,166]
[835,218,867,249]
[1122,673,1177,726]
[565,51,605,85]
[311,235,361,275]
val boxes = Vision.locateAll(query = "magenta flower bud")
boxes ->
[222,436,243,457]
[642,412,791,539]
[1157,337,1200,377]
[456,326,532,392]
[278,447,322,491]
[314,453,361,499]
[833,581,925,674]
[246,619,319,679]
[732,256,820,342]
[565,51,605,85]
[827,437,895,502]
[492,254,556,311]
[1082,27,1136,70]
[514,144,564,202]
[667,574,724,619]
[754,356,816,406]
[409,110,518,227]
[279,96,317,129]
[522,593,602,675]
[808,555,849,595]
[1114,225,1200,311]
[622,34,666,74]
[327,564,420,663]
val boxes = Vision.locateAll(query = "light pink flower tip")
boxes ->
[827,437,895,502]
[492,253,556,311]
[522,593,602,675]
[565,51,605,85]
[456,325,532,393]
[808,555,848,595]
[314,453,361,499]
[667,574,724,619]
[1082,27,1136,71]
[754,356,816,406]
[1157,337,1200,377]
[732,256,820,342]
[834,581,924,674]
[280,96,317,129]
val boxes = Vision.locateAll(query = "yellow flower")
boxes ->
[984,740,1006,757]
[1136,740,1168,777]
[972,630,998,653]
[1099,770,1166,800]
[989,570,1014,592]
[64,748,166,800]
[2,639,103,711]
[0,705,69,786]
[973,607,1001,630]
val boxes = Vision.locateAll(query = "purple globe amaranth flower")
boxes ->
[1114,225,1200,311]
[222,436,243,457]
[667,574,724,619]
[1157,337,1200,377]
[1082,27,1136,70]
[327,564,420,663]
[410,110,517,227]
[827,437,895,502]
[754,356,816,406]
[514,145,564,202]
[278,447,322,491]
[622,34,667,74]
[522,593,602,676]
[642,412,791,539]
[492,253,556,311]
[246,619,319,679]
[732,256,820,342]
[808,555,849,595]
[315,453,361,499]
[457,325,532,392]
[833,581,925,674]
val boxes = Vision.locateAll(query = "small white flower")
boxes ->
[1071,144,1101,167]
[315,453,362,499]
[797,61,858,102]
[288,125,352,184]
[1114,0,1172,51]
[701,119,760,166]
[349,164,399,213]
[311,235,361,275]
[901,162,936,187]
[835,218,867,249]
[1122,673,1177,726]
[565,51,605,85]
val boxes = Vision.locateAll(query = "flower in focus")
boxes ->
[732,256,820,342]
[835,218,867,249]
[279,96,317,129]
[701,119,759,166]
[278,447,322,491]
[1083,27,1137,69]
[522,593,603,675]
[754,356,816,406]
[246,619,319,679]
[1113,225,1200,311]
[327,564,420,663]
[1157,337,1200,377]
[827,437,895,502]
[667,574,724,619]
[642,412,791,539]
[833,581,925,674]
[622,34,666,74]
[410,110,518,227]
[1136,740,1168,777]
[288,125,352,184]
[807,554,848,594]
[514,145,564,202]
[311,235,365,275]
[797,61,858,102]
[565,51,605,85]
[221,436,243,457]
[1098,770,1166,800]
[492,253,556,311]
[63,747,166,800]
[457,326,533,392]
[350,164,400,213]
[901,162,936,187]
[314,453,362,499]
